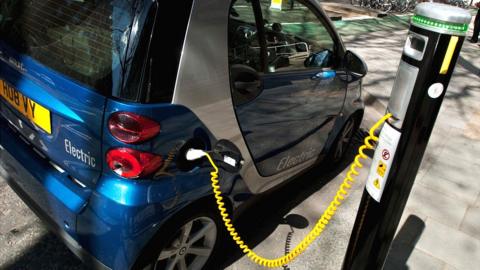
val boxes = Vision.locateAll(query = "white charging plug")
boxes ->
[223,156,237,167]
[186,149,207,161]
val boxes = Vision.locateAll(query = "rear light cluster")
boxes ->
[106,148,163,178]
[107,112,163,179]
[108,112,160,144]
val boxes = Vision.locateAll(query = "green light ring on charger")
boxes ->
[412,15,469,35]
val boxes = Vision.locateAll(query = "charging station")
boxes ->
[342,3,471,270]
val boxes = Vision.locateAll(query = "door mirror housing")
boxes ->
[344,50,368,80]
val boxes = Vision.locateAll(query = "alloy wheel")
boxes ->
[155,217,217,270]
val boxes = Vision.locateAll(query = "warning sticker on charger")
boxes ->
[366,122,402,202]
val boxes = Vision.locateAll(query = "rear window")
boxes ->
[0,0,145,95]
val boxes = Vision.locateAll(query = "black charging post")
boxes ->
[342,3,471,270]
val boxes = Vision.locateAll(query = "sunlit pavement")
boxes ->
[1,13,479,270]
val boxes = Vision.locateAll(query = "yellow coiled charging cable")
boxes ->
[203,113,392,268]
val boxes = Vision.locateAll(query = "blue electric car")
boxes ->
[0,0,366,269]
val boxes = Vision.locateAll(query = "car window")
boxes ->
[144,0,194,103]
[0,0,144,95]
[258,0,336,72]
[229,0,263,72]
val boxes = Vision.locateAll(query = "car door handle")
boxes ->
[311,70,336,80]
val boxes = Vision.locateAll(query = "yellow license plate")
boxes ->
[0,80,51,134]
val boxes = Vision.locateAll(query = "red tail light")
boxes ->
[106,148,163,179]
[108,112,160,144]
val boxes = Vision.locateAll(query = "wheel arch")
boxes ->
[130,193,233,270]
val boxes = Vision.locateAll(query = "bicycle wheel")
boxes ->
[459,0,469,8]
[396,0,409,13]
[407,0,417,12]
[380,0,393,12]
[448,0,466,8]
[368,0,379,9]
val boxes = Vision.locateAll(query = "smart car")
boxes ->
[0,0,366,269]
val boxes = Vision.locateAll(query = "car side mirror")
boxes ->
[344,50,368,80]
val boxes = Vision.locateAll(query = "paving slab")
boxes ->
[440,135,480,164]
[405,184,469,229]
[418,171,479,205]
[435,137,480,167]
[426,154,480,191]
[442,264,459,270]
[416,218,480,270]
[459,206,480,241]
[463,110,480,141]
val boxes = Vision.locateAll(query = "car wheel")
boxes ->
[135,201,226,270]
[330,117,356,163]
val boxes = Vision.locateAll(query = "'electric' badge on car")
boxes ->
[64,139,96,168]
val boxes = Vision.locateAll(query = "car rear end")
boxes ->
[0,1,205,269]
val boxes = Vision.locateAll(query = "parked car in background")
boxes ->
[0,0,365,269]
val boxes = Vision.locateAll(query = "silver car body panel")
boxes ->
[173,0,351,193]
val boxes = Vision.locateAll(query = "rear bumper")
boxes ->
[2,166,111,270]
[0,112,109,268]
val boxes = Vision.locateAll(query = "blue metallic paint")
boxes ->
[0,41,106,188]
[0,118,80,233]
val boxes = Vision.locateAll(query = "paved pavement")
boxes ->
[0,13,479,270]
[322,2,387,19]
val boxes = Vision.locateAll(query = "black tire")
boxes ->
[327,116,359,164]
[133,199,227,270]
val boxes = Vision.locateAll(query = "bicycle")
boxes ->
[351,0,394,13]
[393,0,417,13]
[447,0,469,8]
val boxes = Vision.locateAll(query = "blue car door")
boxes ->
[229,0,346,177]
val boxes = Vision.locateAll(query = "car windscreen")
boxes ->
[0,0,149,96]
